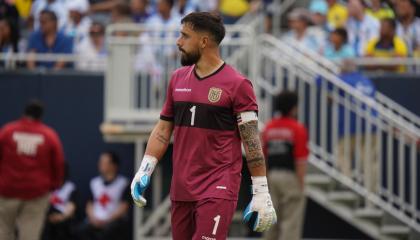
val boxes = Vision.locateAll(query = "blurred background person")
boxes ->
[30,0,68,31]
[263,91,309,240]
[346,0,380,56]
[0,0,19,25]
[78,151,130,240]
[394,0,420,56]
[282,8,324,53]
[365,18,408,72]
[171,0,195,18]
[64,0,91,48]
[75,22,107,71]
[42,164,78,240]
[89,0,121,23]
[326,0,348,30]
[111,1,132,24]
[0,100,65,240]
[0,17,20,67]
[26,10,73,70]
[324,27,355,61]
[308,0,329,48]
[219,0,249,24]
[130,0,151,24]
[366,0,395,20]
[335,62,379,196]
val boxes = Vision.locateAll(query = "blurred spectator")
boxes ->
[14,0,33,19]
[171,0,195,18]
[0,17,20,54]
[26,10,73,70]
[130,0,151,23]
[395,0,420,56]
[0,100,65,240]
[31,0,69,31]
[111,1,132,24]
[326,0,348,30]
[42,164,78,240]
[190,0,217,12]
[262,91,309,240]
[64,0,91,47]
[309,0,329,50]
[0,0,19,24]
[89,0,122,23]
[366,0,395,20]
[282,8,323,53]
[335,65,379,194]
[78,151,130,240]
[365,18,408,72]
[219,0,249,24]
[346,0,380,56]
[324,27,355,61]
[75,22,106,71]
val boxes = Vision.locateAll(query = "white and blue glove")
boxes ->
[243,176,277,232]
[130,155,158,207]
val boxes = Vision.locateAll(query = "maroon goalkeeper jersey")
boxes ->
[160,63,258,201]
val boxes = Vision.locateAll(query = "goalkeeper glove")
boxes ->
[130,155,157,207]
[243,176,277,232]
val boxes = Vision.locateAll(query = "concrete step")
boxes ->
[305,174,333,186]
[381,225,410,237]
[327,191,360,205]
[354,208,384,220]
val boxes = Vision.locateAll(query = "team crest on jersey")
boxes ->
[208,87,222,103]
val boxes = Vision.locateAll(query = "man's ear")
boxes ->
[201,35,209,49]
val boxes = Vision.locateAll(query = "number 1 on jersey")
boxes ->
[212,215,221,235]
[190,106,196,126]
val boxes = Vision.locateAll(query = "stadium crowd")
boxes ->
[0,0,260,70]
[281,0,420,71]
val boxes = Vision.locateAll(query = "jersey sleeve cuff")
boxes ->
[160,115,174,122]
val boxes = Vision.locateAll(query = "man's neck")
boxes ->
[161,11,170,21]
[44,32,57,47]
[102,173,117,182]
[195,52,224,78]
[380,36,394,46]
[355,13,364,22]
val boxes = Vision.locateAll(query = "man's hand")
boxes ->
[243,176,277,232]
[130,155,157,207]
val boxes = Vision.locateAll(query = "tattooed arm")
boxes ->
[144,120,174,161]
[238,112,267,176]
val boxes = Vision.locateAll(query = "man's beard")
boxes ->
[180,49,201,66]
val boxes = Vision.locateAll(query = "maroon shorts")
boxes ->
[171,198,237,240]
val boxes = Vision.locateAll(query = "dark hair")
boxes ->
[103,151,120,167]
[332,27,348,43]
[24,99,44,120]
[381,18,396,30]
[0,18,20,53]
[181,12,226,45]
[40,9,58,22]
[276,91,298,115]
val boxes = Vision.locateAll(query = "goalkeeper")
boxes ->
[130,12,276,239]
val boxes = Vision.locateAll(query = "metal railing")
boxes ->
[256,34,420,231]
[104,23,256,124]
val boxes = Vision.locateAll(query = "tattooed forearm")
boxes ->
[238,120,266,172]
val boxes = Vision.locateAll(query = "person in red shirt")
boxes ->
[0,100,65,240]
[130,12,277,239]
[262,91,309,240]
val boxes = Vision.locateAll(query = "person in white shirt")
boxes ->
[78,151,130,240]
[31,0,69,31]
[281,8,324,53]
[64,0,91,49]
[171,0,196,18]
[75,22,107,71]
[346,0,380,56]
[395,0,420,56]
